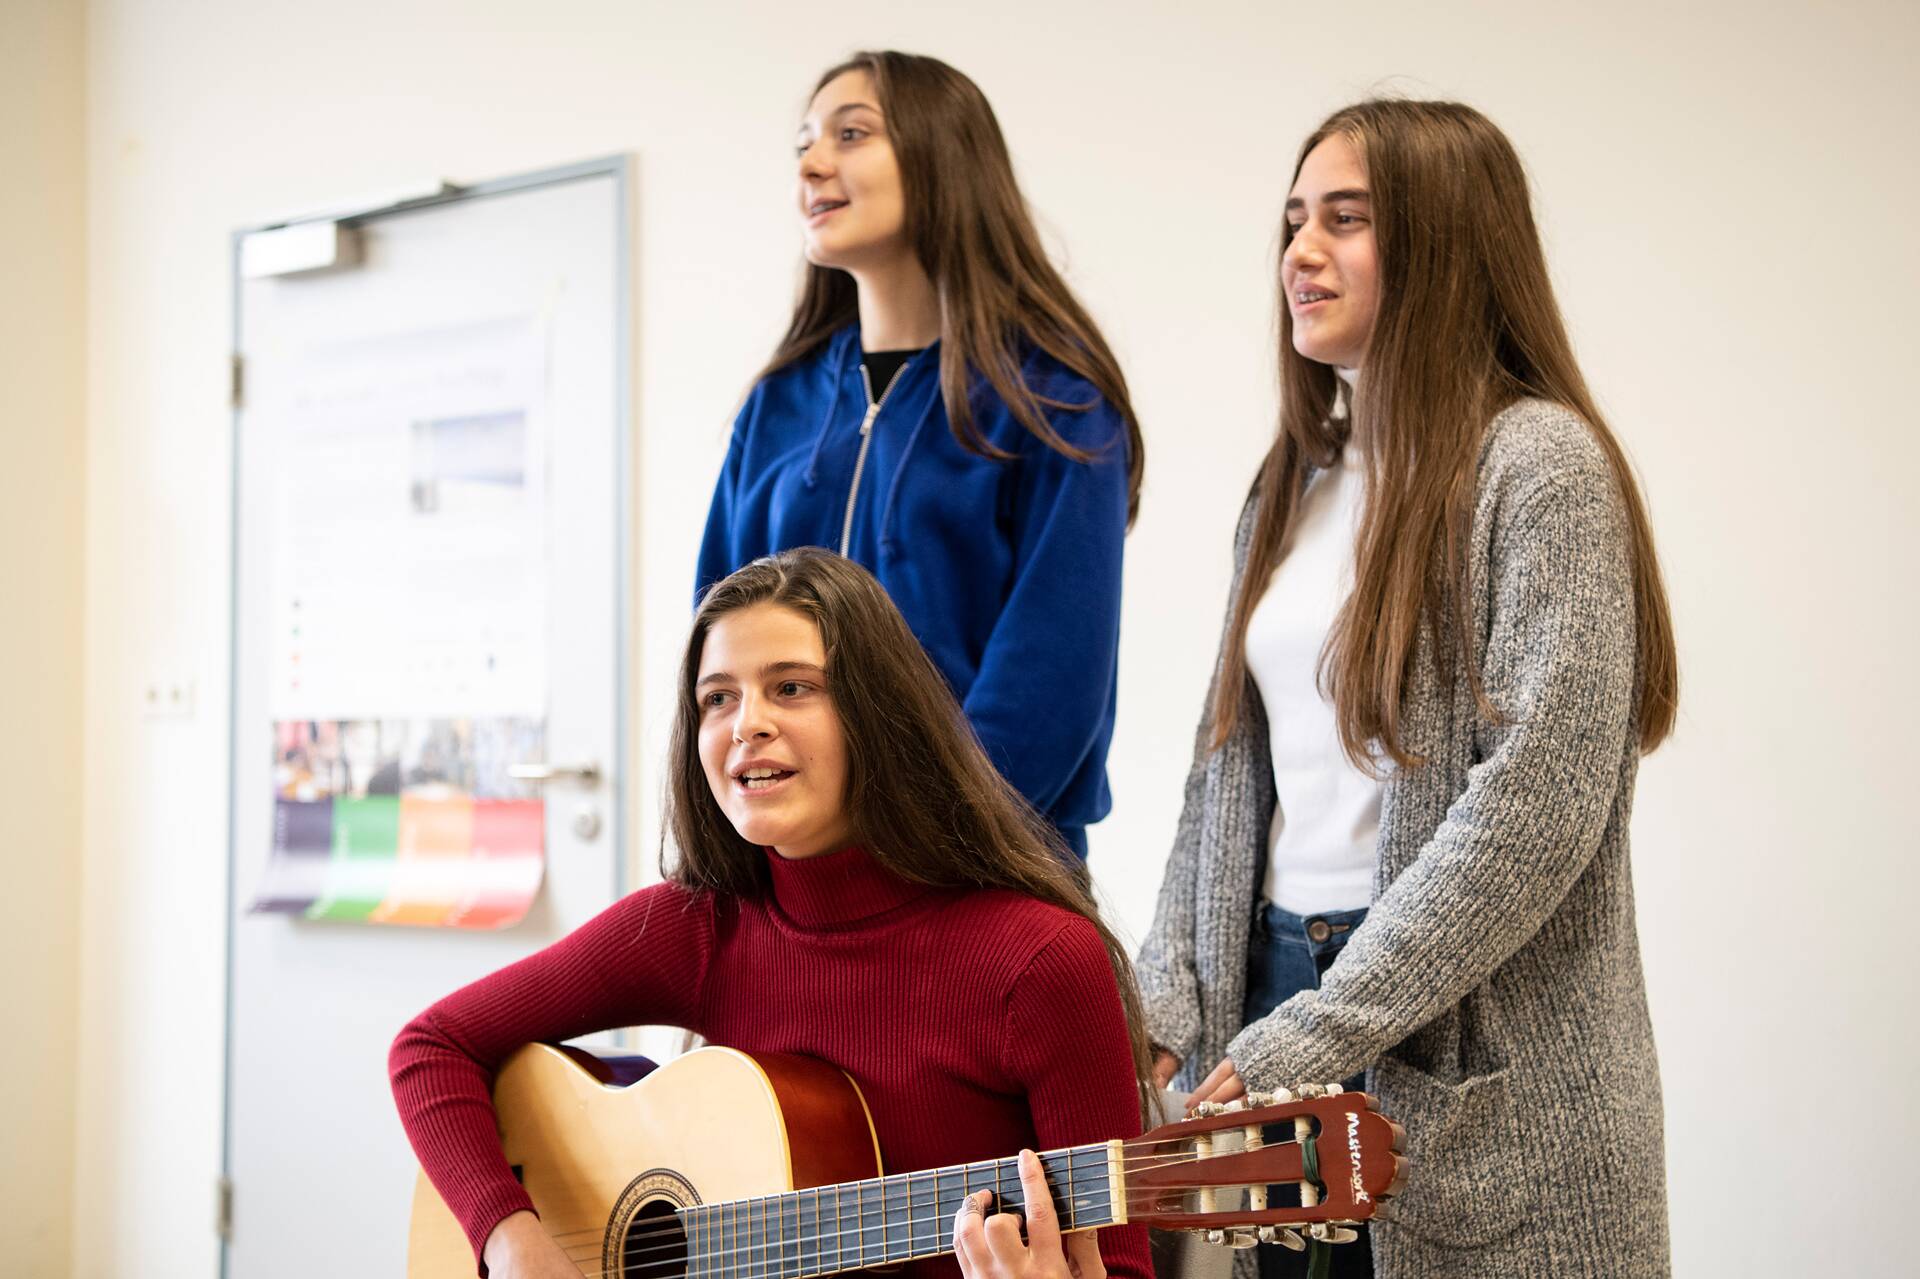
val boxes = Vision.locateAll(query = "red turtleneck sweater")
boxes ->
[389,848,1152,1279]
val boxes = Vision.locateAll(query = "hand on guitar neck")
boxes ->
[481,1210,579,1279]
[952,1149,1105,1279]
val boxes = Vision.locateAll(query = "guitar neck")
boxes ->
[682,1142,1124,1278]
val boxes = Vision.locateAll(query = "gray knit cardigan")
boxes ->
[1135,399,1671,1278]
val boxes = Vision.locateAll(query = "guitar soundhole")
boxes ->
[620,1196,689,1279]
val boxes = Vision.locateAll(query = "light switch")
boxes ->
[143,678,196,719]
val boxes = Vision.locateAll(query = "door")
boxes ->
[222,161,630,1276]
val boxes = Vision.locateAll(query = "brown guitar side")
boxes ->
[406,1045,883,1277]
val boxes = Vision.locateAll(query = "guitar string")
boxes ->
[536,1144,1333,1271]
[554,1202,1112,1273]
[553,1189,1306,1275]
[533,1115,1284,1247]
[554,1176,1349,1279]
[531,1129,1285,1246]
[535,1138,1319,1254]
[553,1183,1346,1279]
[557,1229,1079,1279]
[535,1140,1270,1251]
[561,1223,1137,1279]
[557,1194,1190,1279]
[545,1188,1112,1261]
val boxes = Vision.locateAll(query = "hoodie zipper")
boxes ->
[839,359,908,557]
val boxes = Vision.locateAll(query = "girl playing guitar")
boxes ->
[390,548,1152,1279]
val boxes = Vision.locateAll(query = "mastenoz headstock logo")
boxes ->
[1345,1111,1370,1204]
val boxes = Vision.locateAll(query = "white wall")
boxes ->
[75,1,1919,1274]
[0,0,85,1272]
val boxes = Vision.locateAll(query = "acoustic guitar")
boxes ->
[407,1044,1405,1277]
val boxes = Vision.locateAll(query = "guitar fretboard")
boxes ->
[680,1143,1119,1279]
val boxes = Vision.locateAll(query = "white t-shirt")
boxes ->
[1245,438,1383,915]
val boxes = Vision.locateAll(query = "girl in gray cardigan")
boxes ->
[1136,101,1679,1279]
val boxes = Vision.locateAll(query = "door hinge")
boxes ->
[216,1176,233,1240]
[230,354,244,410]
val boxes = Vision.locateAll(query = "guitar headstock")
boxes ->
[1124,1086,1405,1253]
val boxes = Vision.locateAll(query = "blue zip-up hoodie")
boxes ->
[696,324,1130,858]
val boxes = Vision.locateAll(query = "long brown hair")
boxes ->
[666,548,1153,1099]
[1212,99,1678,767]
[762,50,1146,525]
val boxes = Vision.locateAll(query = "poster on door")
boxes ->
[249,317,552,927]
[255,717,545,928]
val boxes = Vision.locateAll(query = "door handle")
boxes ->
[507,761,602,787]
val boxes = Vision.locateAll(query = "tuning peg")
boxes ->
[1244,1089,1288,1107]
[1205,1229,1225,1245]
[1189,1101,1227,1118]
[1306,1223,1359,1245]
[1289,1081,1347,1098]
[1259,1226,1306,1251]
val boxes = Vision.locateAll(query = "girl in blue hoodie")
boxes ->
[697,50,1144,860]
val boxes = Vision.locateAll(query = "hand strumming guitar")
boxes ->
[481,1210,580,1279]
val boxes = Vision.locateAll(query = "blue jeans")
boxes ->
[1242,902,1374,1279]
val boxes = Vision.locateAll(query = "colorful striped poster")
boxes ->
[253,717,544,928]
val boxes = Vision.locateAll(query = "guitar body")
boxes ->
[407,1044,883,1278]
